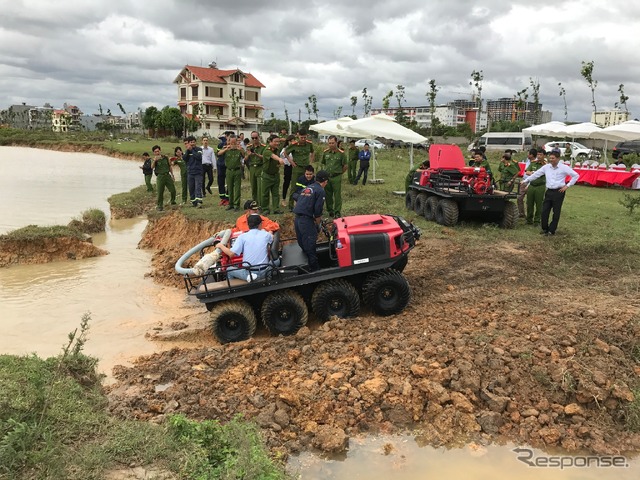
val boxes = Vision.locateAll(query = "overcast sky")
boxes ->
[1,0,638,124]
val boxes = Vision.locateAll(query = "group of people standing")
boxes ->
[482,146,580,236]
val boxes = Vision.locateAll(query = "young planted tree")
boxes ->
[382,90,393,110]
[116,103,126,115]
[333,106,343,119]
[470,69,484,132]
[350,95,358,117]
[558,82,568,122]
[308,94,318,122]
[395,84,408,125]
[529,77,540,124]
[426,79,439,139]
[362,88,373,117]
[615,84,629,112]
[514,87,528,122]
[580,60,598,113]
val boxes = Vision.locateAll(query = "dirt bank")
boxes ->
[107,213,640,458]
[0,235,108,267]
[3,141,139,161]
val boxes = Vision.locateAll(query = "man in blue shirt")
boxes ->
[216,214,275,281]
[293,170,329,271]
[183,135,203,207]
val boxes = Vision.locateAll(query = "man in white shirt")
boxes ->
[522,151,579,236]
[201,136,216,197]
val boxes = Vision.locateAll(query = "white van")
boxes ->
[478,132,533,151]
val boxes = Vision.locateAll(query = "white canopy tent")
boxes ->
[522,121,568,136]
[337,113,429,182]
[309,117,367,138]
[593,120,640,141]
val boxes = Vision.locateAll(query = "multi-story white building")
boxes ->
[174,63,265,136]
[591,109,630,127]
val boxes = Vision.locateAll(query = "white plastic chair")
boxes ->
[574,162,581,168]
[598,162,607,169]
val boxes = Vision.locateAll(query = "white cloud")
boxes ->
[0,0,638,123]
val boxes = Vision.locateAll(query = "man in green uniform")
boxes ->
[260,135,285,214]
[217,134,245,211]
[170,146,188,204]
[498,152,520,192]
[525,149,546,225]
[246,131,265,203]
[140,152,154,192]
[320,135,348,217]
[472,150,492,177]
[151,145,176,211]
[347,139,359,184]
[285,129,315,211]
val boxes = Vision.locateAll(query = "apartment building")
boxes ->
[591,109,630,127]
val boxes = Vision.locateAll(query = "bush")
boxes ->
[68,208,106,234]
[619,193,640,215]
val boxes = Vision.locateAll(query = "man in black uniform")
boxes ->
[293,170,329,272]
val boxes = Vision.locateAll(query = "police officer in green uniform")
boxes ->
[140,152,154,192]
[171,146,188,204]
[525,149,546,225]
[246,131,265,203]
[320,135,348,217]
[472,150,493,177]
[285,129,315,210]
[347,139,359,184]
[260,135,285,214]
[498,152,520,192]
[218,134,244,211]
[151,145,176,211]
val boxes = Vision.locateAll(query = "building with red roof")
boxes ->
[174,62,265,136]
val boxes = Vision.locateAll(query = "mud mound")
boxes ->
[110,226,640,457]
[0,235,108,267]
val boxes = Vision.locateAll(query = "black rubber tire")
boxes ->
[424,196,439,221]
[210,300,257,343]
[434,199,459,226]
[363,269,411,316]
[414,193,428,216]
[391,255,408,272]
[311,279,360,322]
[260,290,308,336]
[499,201,519,229]
[405,190,417,211]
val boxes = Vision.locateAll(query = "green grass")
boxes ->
[68,208,106,234]
[0,315,288,479]
[0,225,86,242]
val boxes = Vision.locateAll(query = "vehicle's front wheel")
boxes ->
[405,190,417,211]
[363,269,411,316]
[311,280,360,322]
[261,290,308,336]
[414,193,428,216]
[210,300,257,343]
[424,196,439,221]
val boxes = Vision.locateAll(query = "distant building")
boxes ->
[1,103,53,129]
[174,63,265,136]
[369,106,417,121]
[591,109,630,127]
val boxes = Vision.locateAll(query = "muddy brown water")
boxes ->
[1,147,637,478]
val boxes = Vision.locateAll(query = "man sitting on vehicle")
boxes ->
[233,199,280,233]
[216,214,277,282]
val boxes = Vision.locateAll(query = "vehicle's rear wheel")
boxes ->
[414,193,428,216]
[363,269,411,316]
[435,199,459,226]
[424,196,439,221]
[311,279,360,322]
[210,300,257,343]
[261,290,308,336]
[405,190,417,211]
[499,201,519,229]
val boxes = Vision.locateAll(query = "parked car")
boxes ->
[612,140,640,159]
[543,141,601,160]
[355,139,385,149]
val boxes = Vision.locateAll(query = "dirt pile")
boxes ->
[0,235,107,267]
[108,217,640,457]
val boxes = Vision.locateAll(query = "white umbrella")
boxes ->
[309,117,367,137]
[522,121,567,136]
[594,120,640,141]
[338,113,429,177]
